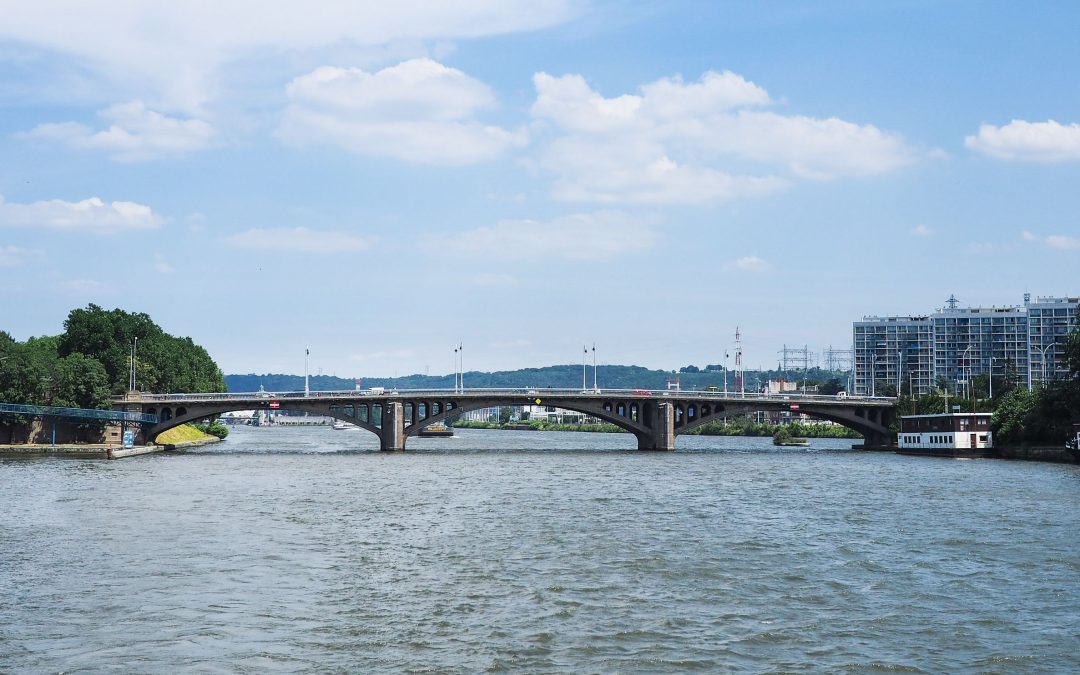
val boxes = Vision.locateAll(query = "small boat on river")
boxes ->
[418,423,454,437]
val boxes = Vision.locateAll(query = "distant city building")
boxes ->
[853,294,1078,396]
[853,315,933,396]
[1026,295,1080,388]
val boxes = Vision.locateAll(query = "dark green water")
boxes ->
[2,426,1078,673]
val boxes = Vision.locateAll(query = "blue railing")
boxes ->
[0,402,157,424]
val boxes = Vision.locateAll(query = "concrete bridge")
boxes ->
[116,389,897,451]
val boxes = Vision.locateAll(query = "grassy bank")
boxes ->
[153,424,217,445]
[686,420,861,439]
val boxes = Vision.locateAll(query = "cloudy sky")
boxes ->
[2,1,1078,379]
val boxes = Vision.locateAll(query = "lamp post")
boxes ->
[870,350,876,397]
[1037,343,1054,388]
[723,351,729,395]
[989,357,998,400]
[582,345,588,391]
[129,336,138,392]
[960,345,972,402]
[592,343,597,392]
[896,347,903,399]
[304,348,310,396]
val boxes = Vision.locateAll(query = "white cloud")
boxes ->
[966,120,1080,162]
[278,59,525,164]
[56,278,109,296]
[1045,234,1080,251]
[153,254,175,274]
[724,255,772,273]
[530,70,914,205]
[19,101,214,161]
[0,245,28,267]
[0,194,163,234]
[223,227,372,253]
[444,211,655,260]
[1022,230,1080,251]
[912,224,933,236]
[0,1,579,111]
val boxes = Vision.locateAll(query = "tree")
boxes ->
[52,354,111,410]
[59,304,225,394]
[820,378,844,395]
[498,406,513,424]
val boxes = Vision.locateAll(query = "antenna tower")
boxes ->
[823,346,853,372]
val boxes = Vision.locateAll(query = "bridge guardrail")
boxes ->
[120,388,895,404]
[2,402,157,424]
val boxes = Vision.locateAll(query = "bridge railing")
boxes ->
[1,402,158,424]
[122,389,895,404]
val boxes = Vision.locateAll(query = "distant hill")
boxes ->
[225,365,849,394]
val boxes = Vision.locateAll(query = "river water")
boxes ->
[2,426,1078,673]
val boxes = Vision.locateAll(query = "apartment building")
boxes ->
[853,294,1078,396]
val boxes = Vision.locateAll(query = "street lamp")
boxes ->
[591,343,597,392]
[1037,343,1055,388]
[582,344,588,391]
[870,350,876,397]
[129,336,138,392]
[960,345,973,401]
[304,347,310,396]
[721,352,730,395]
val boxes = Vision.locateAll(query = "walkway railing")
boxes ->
[0,402,158,424]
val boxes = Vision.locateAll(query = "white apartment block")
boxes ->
[853,294,1078,396]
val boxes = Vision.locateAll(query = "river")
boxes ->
[2,425,1078,673]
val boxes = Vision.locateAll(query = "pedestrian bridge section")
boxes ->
[117,389,896,451]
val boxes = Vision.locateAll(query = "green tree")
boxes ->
[820,378,844,395]
[59,304,225,394]
[51,354,111,410]
[498,406,513,424]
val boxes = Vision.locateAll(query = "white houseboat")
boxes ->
[898,412,993,457]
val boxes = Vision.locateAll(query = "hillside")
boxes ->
[226,365,849,394]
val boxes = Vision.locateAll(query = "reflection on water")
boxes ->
[2,425,1078,673]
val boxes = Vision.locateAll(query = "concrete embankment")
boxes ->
[0,436,223,459]
[0,443,168,459]
[992,445,1080,464]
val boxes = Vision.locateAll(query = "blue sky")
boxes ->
[1,1,1078,379]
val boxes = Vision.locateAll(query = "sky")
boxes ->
[1,0,1078,379]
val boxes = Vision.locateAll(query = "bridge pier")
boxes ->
[637,401,676,451]
[380,401,406,451]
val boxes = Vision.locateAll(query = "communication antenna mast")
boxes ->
[734,327,744,394]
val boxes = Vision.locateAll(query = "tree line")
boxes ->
[1,304,226,412]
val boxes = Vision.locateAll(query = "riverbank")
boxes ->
[453,419,860,439]
[0,423,223,459]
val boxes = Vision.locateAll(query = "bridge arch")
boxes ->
[675,401,892,446]
[400,397,654,445]
[143,401,383,443]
